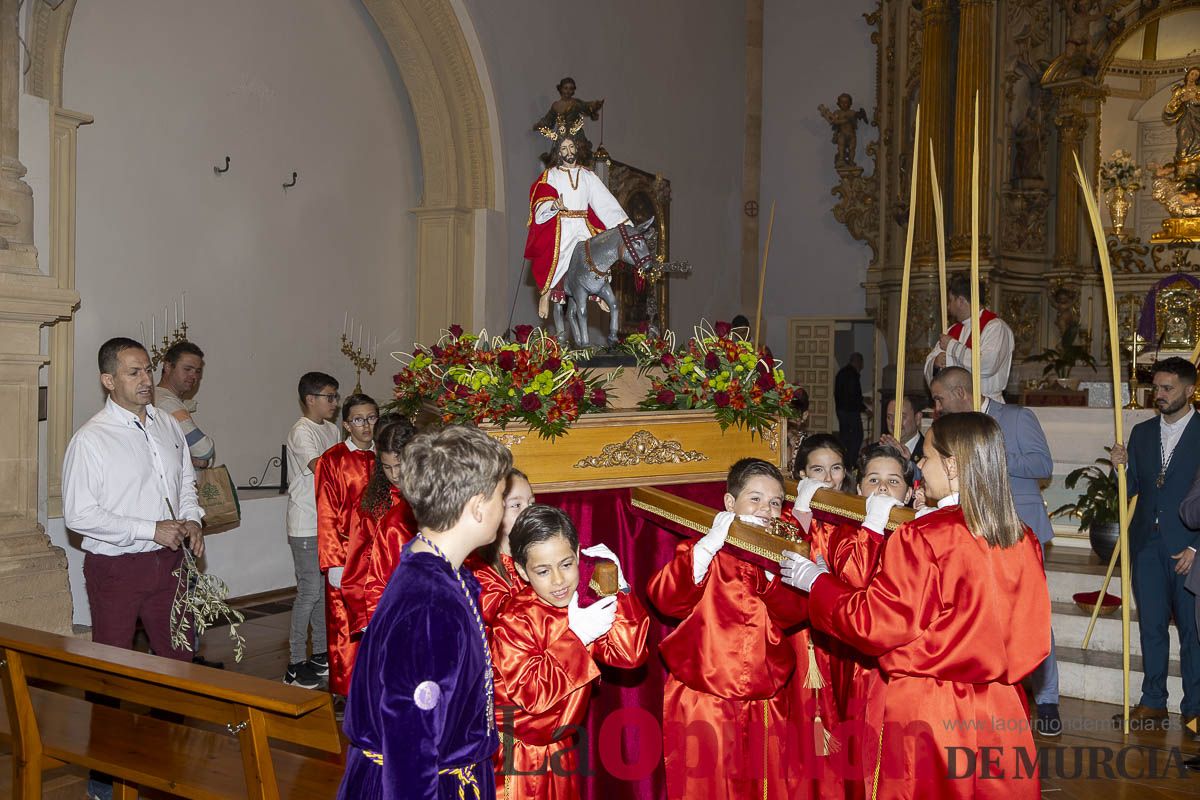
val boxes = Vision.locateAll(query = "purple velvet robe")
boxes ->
[339,546,499,800]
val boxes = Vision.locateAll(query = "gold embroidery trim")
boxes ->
[491,433,526,448]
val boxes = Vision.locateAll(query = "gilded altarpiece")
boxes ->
[844,0,1200,395]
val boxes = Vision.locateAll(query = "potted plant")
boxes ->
[1023,324,1097,390]
[1050,451,1120,562]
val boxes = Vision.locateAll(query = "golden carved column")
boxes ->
[1053,112,1088,269]
[913,0,955,265]
[950,0,995,258]
[0,0,76,633]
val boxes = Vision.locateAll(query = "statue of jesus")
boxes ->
[523,137,629,319]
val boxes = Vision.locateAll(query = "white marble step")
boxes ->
[1045,547,1126,605]
[1057,645,1183,714]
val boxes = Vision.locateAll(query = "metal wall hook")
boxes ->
[213,157,230,175]
[282,171,298,189]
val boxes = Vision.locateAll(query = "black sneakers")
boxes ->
[1035,703,1062,737]
[308,652,330,677]
[284,661,322,689]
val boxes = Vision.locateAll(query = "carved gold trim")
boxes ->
[765,420,780,452]
[630,498,707,534]
[491,433,526,448]
[574,430,708,469]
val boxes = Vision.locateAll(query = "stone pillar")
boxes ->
[46,108,93,518]
[950,0,995,258]
[740,0,764,316]
[1053,112,1088,270]
[414,205,475,343]
[0,0,76,633]
[913,0,955,266]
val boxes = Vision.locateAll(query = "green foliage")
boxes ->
[1049,452,1119,531]
[171,548,246,663]
[1023,324,1097,379]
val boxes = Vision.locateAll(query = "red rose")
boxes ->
[393,372,405,385]
[714,320,732,338]
[756,371,776,391]
[661,353,677,369]
[704,351,721,371]
[568,379,585,400]
[590,388,607,406]
[638,320,650,334]
[657,389,676,405]
[521,393,542,412]
[514,325,532,344]
[541,357,562,373]
[497,350,516,371]
[449,324,464,338]
[455,384,470,398]
[430,345,444,358]
[714,391,731,408]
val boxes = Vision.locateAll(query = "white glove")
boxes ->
[567,592,617,646]
[763,568,776,581]
[327,566,344,589]
[794,478,829,514]
[693,511,734,583]
[778,550,829,592]
[581,543,629,591]
[863,494,904,535]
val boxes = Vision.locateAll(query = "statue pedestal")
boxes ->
[1151,217,1200,242]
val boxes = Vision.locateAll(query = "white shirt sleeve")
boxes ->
[923,343,944,387]
[975,320,1014,388]
[63,432,157,547]
[288,423,328,476]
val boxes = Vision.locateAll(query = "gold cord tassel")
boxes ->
[814,712,842,757]
[804,638,825,689]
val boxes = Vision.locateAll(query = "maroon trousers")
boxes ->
[83,549,191,661]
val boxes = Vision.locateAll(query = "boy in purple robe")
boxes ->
[338,425,513,799]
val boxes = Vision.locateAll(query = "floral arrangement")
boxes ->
[389,324,614,440]
[624,320,803,436]
[1099,149,1144,193]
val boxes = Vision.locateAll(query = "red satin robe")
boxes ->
[824,521,888,800]
[315,442,374,696]
[809,505,1051,800]
[469,552,528,626]
[491,586,649,800]
[646,540,813,800]
[361,499,418,627]
[343,486,413,634]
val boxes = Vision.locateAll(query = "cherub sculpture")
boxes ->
[819,93,869,169]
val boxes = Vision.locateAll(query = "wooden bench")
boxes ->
[0,622,344,799]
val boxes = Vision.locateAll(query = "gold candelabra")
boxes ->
[341,333,376,394]
[149,322,189,370]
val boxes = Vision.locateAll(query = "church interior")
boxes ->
[3,0,1200,797]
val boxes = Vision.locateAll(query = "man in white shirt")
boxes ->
[923,272,1015,403]
[63,337,204,661]
[283,371,343,688]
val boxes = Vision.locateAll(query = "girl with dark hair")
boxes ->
[469,469,534,624]
[490,504,648,799]
[342,419,416,634]
[781,412,1051,799]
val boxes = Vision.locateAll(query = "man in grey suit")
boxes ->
[930,367,1060,735]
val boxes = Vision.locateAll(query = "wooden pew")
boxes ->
[0,622,344,799]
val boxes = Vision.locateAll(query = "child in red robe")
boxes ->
[470,468,534,625]
[342,418,416,637]
[646,458,811,800]
[316,393,377,696]
[490,504,649,799]
[781,413,1051,800]
[359,486,418,628]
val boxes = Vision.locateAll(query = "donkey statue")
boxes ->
[552,217,658,348]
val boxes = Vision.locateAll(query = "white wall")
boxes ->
[759,0,878,360]
[63,0,421,488]
[460,0,746,338]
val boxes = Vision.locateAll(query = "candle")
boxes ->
[140,321,146,344]
[181,292,186,324]
[174,300,179,329]
[343,311,348,337]
[894,105,921,442]
[164,307,168,339]
[358,323,363,350]
[151,315,156,342]
[970,92,982,411]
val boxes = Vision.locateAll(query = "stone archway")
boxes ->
[26,0,501,343]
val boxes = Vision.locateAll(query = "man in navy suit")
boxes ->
[1180,464,1200,766]
[930,367,1060,734]
[1112,357,1200,732]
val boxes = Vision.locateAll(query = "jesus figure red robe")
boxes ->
[809,504,1051,800]
[315,440,374,696]
[647,540,813,800]
[490,587,649,800]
